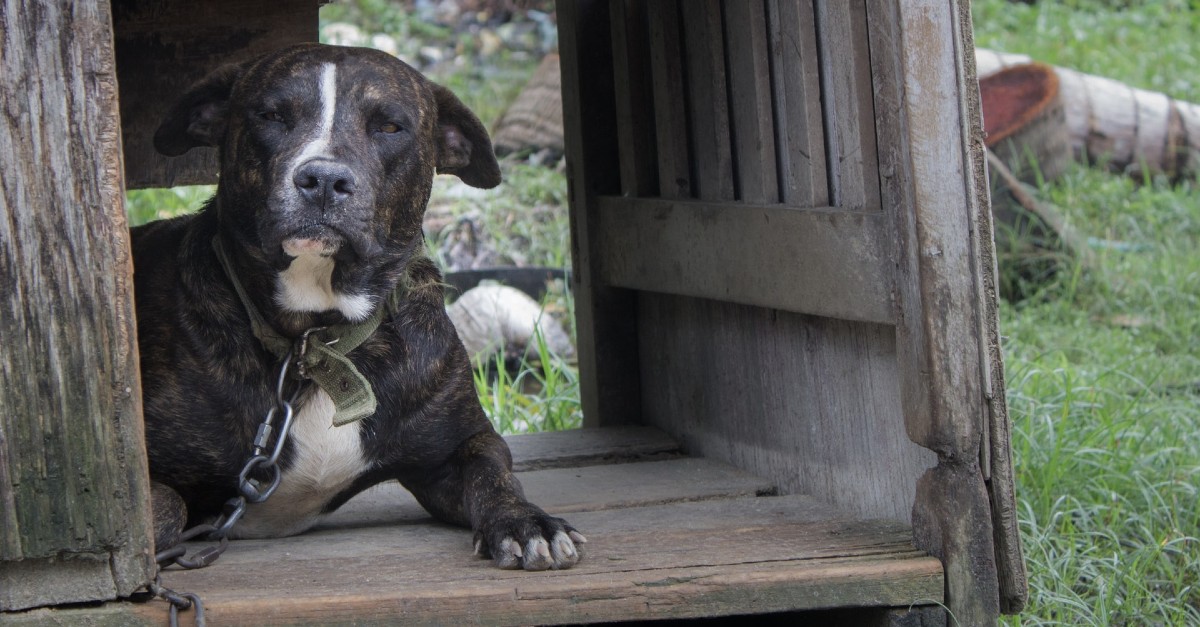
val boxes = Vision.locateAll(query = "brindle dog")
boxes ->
[133,43,583,570]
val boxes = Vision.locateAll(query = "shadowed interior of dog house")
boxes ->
[0,0,1026,625]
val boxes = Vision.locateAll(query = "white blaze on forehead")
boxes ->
[274,62,373,322]
[290,63,339,174]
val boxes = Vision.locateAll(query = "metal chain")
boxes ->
[149,330,324,623]
[147,574,206,627]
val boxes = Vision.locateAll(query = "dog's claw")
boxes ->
[478,509,585,570]
[552,531,579,563]
[494,537,523,569]
[522,538,554,571]
[505,537,523,558]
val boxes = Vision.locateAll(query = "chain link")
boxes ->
[147,574,206,627]
[150,331,325,622]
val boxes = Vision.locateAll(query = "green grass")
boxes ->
[473,320,582,435]
[125,185,212,227]
[974,1,1200,623]
[973,0,1200,102]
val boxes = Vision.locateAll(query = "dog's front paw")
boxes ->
[473,505,586,571]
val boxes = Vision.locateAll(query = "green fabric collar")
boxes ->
[212,236,395,426]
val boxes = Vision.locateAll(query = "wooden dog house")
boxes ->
[1,0,1025,624]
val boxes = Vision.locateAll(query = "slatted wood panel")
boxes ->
[622,0,851,207]
[767,0,828,206]
[23,429,941,625]
[646,0,691,199]
[814,0,881,210]
[609,0,659,197]
[724,0,778,203]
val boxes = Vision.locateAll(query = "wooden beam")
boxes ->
[0,0,154,610]
[869,0,1027,622]
[596,197,895,324]
[558,0,643,428]
[953,1,1028,615]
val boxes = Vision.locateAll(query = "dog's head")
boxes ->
[155,44,500,320]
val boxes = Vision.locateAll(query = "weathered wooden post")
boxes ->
[0,0,156,610]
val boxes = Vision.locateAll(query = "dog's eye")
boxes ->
[377,122,403,134]
[260,111,286,124]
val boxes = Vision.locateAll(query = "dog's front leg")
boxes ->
[405,429,585,570]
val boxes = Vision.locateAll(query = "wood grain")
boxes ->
[609,0,659,197]
[766,0,829,207]
[132,496,942,626]
[681,0,735,201]
[814,0,880,210]
[870,2,1027,622]
[318,457,772,530]
[639,296,936,523]
[0,0,154,610]
[954,4,1029,614]
[723,0,778,203]
[647,0,692,199]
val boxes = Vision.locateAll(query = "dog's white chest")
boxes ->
[275,251,373,321]
[229,389,368,538]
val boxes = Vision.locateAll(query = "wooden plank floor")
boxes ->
[14,428,942,625]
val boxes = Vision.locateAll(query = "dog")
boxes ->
[131,43,583,571]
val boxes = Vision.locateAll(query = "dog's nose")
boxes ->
[293,160,355,207]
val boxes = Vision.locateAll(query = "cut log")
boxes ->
[976,48,1200,180]
[979,63,1072,185]
[491,52,564,162]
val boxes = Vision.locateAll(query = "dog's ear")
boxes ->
[432,84,502,189]
[153,62,248,157]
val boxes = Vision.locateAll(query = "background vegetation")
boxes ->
[126,1,1199,623]
[975,1,1199,624]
